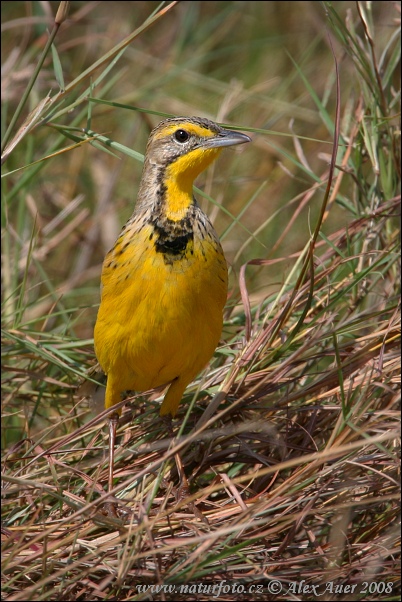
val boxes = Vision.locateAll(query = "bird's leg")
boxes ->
[174,448,208,524]
[106,411,120,517]
[161,415,188,490]
[162,414,208,524]
[174,449,190,498]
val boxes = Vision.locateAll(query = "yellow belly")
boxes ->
[94,222,228,415]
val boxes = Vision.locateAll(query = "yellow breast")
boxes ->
[94,218,228,413]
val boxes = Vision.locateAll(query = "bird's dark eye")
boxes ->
[174,129,190,143]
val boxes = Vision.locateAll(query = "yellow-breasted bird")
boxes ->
[93,116,250,496]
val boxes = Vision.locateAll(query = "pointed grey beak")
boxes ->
[202,129,251,149]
